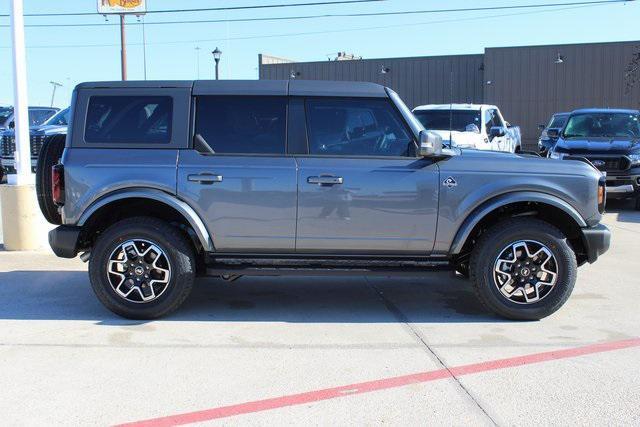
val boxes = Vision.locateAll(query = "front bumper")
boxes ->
[48,225,81,258]
[605,174,640,200]
[580,223,611,264]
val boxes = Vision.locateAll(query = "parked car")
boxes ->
[0,106,58,132]
[1,107,68,175]
[412,104,522,153]
[41,80,609,320]
[538,112,569,156]
[548,108,640,209]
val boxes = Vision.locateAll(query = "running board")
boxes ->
[205,256,452,277]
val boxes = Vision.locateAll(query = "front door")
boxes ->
[178,95,297,253]
[295,97,440,254]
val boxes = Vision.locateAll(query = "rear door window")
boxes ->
[195,96,287,155]
[84,96,173,144]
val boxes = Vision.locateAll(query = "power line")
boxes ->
[0,0,386,18]
[0,3,611,50]
[0,0,632,28]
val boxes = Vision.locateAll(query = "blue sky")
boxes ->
[0,0,638,108]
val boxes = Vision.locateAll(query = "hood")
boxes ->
[555,137,640,155]
[1,125,67,138]
[428,129,483,148]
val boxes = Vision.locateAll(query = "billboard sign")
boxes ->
[97,0,147,15]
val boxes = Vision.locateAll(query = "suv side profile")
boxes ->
[43,80,610,320]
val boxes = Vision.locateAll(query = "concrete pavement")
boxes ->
[0,201,638,425]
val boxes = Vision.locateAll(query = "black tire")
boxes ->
[89,217,195,320]
[635,197,640,211]
[36,134,66,225]
[469,218,577,321]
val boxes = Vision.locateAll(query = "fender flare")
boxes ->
[77,188,214,252]
[449,191,587,255]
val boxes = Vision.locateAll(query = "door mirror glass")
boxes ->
[488,126,506,140]
[8,121,14,129]
[547,128,560,139]
[419,130,442,157]
[538,124,546,130]
[465,123,480,133]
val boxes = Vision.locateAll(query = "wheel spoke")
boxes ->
[107,239,172,304]
[493,239,558,305]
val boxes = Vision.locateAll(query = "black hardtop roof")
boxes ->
[76,80,389,98]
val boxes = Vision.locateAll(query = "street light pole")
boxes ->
[212,47,222,80]
[120,14,127,80]
[9,0,30,185]
[49,81,62,107]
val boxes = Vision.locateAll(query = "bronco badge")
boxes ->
[443,176,458,188]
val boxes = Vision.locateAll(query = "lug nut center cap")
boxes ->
[520,267,531,277]
[134,266,145,276]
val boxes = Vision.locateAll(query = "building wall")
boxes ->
[260,41,640,150]
[259,54,485,109]
[484,41,640,149]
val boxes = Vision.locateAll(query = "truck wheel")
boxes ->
[35,134,66,225]
[469,218,577,320]
[89,217,195,320]
[635,197,640,211]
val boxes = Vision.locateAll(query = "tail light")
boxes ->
[52,164,65,206]
[597,175,606,213]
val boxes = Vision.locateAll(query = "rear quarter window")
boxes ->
[84,96,173,144]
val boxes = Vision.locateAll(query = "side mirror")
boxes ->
[547,129,560,139]
[505,121,511,128]
[488,126,506,139]
[418,130,442,157]
[8,121,14,129]
[538,124,546,130]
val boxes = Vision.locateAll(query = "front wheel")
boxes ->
[89,217,195,319]
[469,218,577,320]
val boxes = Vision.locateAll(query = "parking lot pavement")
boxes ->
[0,202,639,425]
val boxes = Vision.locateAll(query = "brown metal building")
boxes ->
[259,41,640,150]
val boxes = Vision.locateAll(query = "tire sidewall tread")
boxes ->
[469,218,577,320]
[89,217,195,320]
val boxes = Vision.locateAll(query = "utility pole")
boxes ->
[141,15,147,80]
[195,47,201,79]
[49,81,62,107]
[120,14,127,80]
[9,0,30,185]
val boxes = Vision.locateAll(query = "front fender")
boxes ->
[77,188,214,252]
[448,191,587,255]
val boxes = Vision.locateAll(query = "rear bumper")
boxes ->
[48,225,81,258]
[580,223,611,264]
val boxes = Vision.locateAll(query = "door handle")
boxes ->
[307,175,343,185]
[188,173,223,184]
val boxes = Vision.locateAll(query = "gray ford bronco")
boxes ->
[40,80,610,320]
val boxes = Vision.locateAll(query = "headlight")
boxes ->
[548,151,565,160]
[629,153,640,166]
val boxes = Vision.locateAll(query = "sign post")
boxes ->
[97,1,147,81]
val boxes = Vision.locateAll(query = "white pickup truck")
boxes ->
[412,104,521,153]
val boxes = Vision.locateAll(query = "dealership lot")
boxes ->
[0,202,638,425]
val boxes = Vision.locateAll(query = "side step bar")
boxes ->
[205,255,452,277]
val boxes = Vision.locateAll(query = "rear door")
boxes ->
[177,92,298,253]
[295,97,440,254]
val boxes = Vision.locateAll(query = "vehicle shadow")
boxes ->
[605,199,640,224]
[0,270,502,324]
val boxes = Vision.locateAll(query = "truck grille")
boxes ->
[0,134,45,157]
[583,156,629,172]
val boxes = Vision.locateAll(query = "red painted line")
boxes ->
[117,337,640,427]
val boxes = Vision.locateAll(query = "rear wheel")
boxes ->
[469,218,577,320]
[36,134,66,224]
[89,217,195,319]
[635,196,640,211]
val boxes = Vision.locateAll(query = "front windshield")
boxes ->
[0,107,12,126]
[28,109,57,126]
[563,113,640,138]
[413,110,481,133]
[43,108,69,126]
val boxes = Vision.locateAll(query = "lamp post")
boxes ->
[49,81,62,107]
[212,47,222,80]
